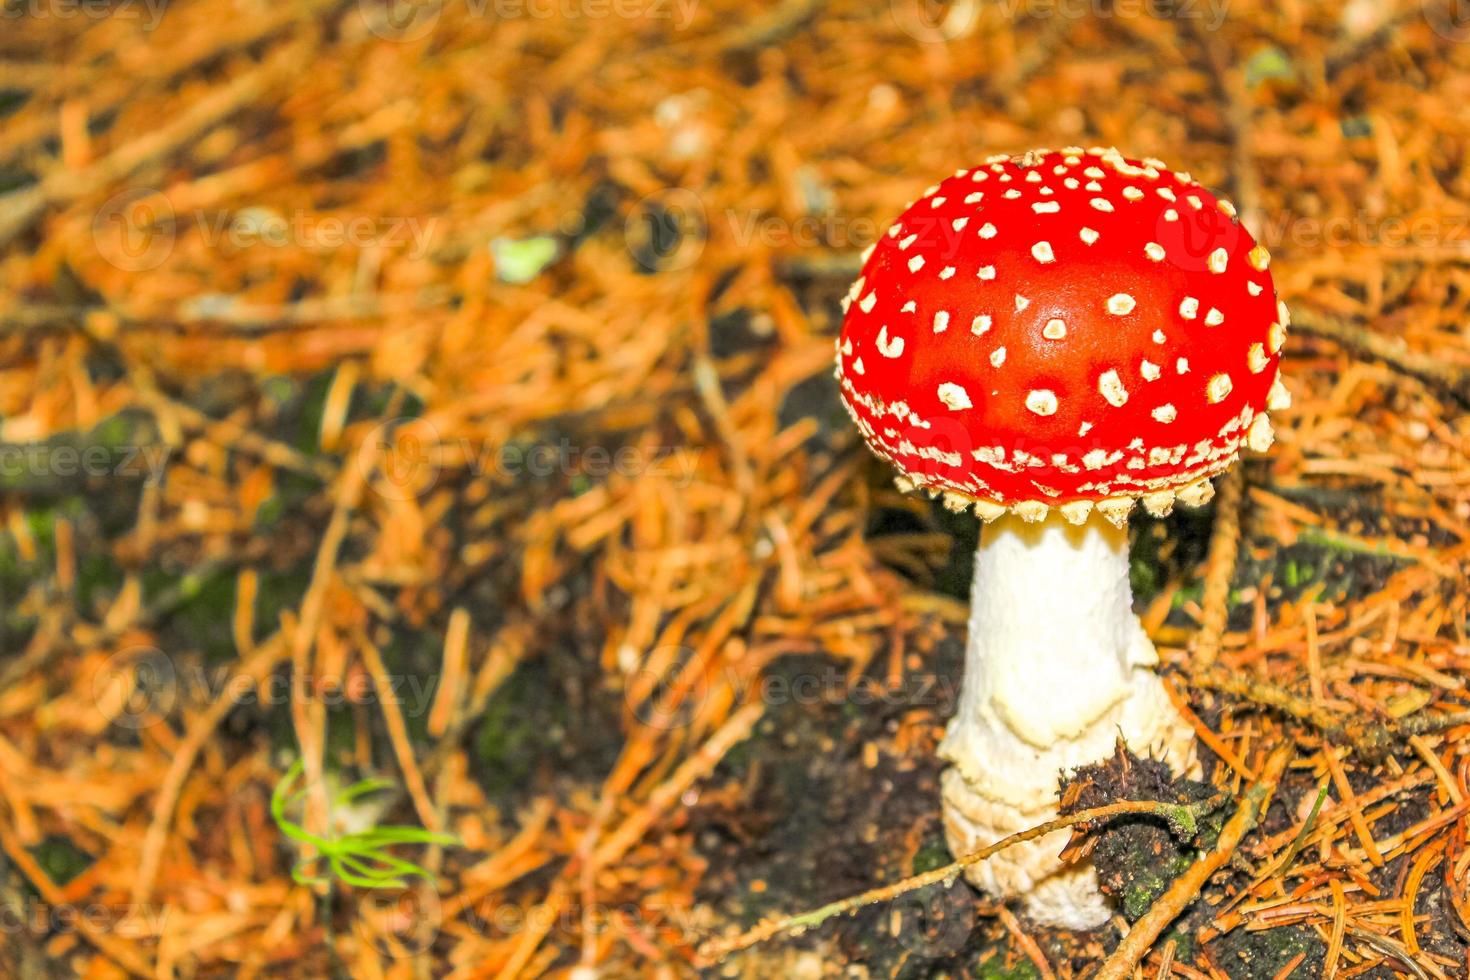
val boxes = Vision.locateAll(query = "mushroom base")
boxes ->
[936,510,1199,930]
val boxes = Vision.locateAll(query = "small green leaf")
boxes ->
[491,236,559,284]
[1244,46,1294,89]
[269,758,459,891]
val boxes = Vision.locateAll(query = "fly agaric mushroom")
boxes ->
[835,147,1288,928]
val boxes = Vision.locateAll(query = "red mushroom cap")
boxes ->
[836,147,1289,525]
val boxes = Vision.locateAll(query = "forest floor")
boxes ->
[3,0,1470,977]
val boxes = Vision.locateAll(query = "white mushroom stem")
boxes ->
[937,508,1198,929]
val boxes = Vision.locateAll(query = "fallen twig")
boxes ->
[698,796,1224,962]
[1192,667,1470,759]
[0,801,156,978]
[1292,308,1470,407]
[0,30,312,247]
[712,0,824,53]
[1182,9,1263,229]
[1193,466,1245,671]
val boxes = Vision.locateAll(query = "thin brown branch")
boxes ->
[1182,12,1263,227]
[699,796,1221,963]
[1193,466,1245,670]
[0,802,155,978]
[1292,307,1470,407]
[1192,666,1470,759]
[0,31,313,247]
